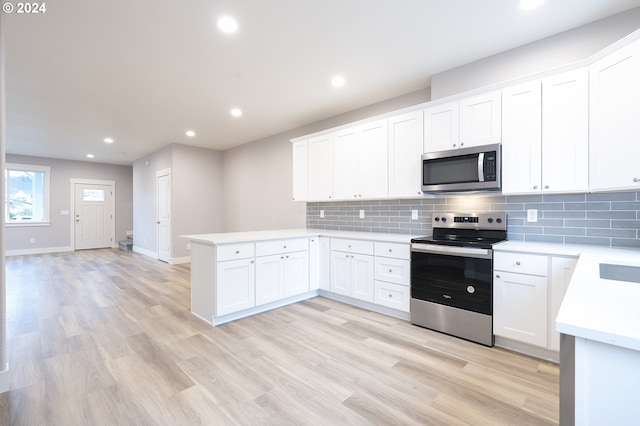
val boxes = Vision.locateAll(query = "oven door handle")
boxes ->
[411,244,492,259]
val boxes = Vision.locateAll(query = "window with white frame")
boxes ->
[5,163,51,224]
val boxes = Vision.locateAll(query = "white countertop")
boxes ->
[496,240,640,352]
[182,228,420,245]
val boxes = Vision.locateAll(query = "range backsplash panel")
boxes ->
[306,191,640,248]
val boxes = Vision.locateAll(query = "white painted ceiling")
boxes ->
[4,0,640,165]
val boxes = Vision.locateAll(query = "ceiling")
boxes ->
[4,0,640,166]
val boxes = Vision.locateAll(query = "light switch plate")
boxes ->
[359,210,365,219]
[527,209,538,222]
[411,209,419,220]
[320,210,324,218]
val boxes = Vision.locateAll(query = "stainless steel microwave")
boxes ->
[421,143,501,193]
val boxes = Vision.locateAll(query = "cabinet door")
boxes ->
[548,257,577,351]
[459,90,502,147]
[388,111,424,198]
[332,128,359,200]
[494,271,548,347]
[589,40,640,191]
[291,140,308,201]
[216,258,255,316]
[308,237,320,291]
[308,134,334,200]
[542,68,589,193]
[330,251,351,296]
[424,101,459,152]
[350,254,374,303]
[255,254,283,306]
[283,251,309,297]
[357,119,389,199]
[501,81,542,194]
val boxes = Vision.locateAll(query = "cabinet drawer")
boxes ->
[374,280,410,312]
[374,242,410,259]
[256,238,308,257]
[494,252,548,276]
[374,257,410,286]
[216,243,255,262]
[331,238,374,255]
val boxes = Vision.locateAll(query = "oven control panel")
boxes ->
[432,212,506,230]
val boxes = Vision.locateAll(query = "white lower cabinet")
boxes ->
[494,270,548,347]
[255,251,309,306]
[494,251,578,352]
[330,239,375,302]
[372,243,410,312]
[216,257,256,316]
[548,256,578,351]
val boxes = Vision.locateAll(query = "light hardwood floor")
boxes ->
[1,249,559,425]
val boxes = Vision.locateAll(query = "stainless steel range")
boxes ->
[410,212,507,346]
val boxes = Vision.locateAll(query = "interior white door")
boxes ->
[74,183,113,250]
[157,172,171,262]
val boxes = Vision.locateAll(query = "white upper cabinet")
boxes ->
[502,68,588,195]
[424,91,501,153]
[291,140,308,201]
[332,128,359,200]
[589,39,640,192]
[459,90,502,147]
[542,68,589,193]
[307,134,334,201]
[424,101,459,152]
[333,119,388,200]
[356,119,389,199]
[388,110,424,198]
[502,81,543,194]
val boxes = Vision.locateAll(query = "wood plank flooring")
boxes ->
[1,249,559,425]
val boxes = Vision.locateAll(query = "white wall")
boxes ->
[5,154,133,254]
[431,7,640,99]
[171,144,224,258]
[132,143,224,261]
[132,145,171,256]
[222,88,430,232]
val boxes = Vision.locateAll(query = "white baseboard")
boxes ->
[132,246,157,259]
[6,246,73,256]
[170,256,191,265]
[0,364,9,393]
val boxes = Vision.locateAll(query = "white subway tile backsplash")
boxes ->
[306,191,640,248]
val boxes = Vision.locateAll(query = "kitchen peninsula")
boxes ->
[183,229,414,326]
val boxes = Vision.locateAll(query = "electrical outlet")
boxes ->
[320,210,324,218]
[411,209,419,220]
[359,209,365,219]
[527,209,538,222]
[29,238,35,243]
[187,243,191,250]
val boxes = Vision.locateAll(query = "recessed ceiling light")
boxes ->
[86,154,94,159]
[230,108,243,117]
[186,130,196,137]
[104,137,114,144]
[331,75,346,87]
[519,0,544,10]
[217,15,238,33]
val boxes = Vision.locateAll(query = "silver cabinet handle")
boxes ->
[388,269,393,273]
[496,274,500,278]
[516,261,521,266]
[533,185,538,190]
[634,178,640,183]
[544,185,550,189]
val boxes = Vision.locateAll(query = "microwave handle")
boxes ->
[478,152,485,182]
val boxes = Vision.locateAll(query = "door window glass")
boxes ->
[82,189,105,201]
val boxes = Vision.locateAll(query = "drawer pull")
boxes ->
[283,245,287,249]
[388,294,393,298]
[496,274,500,278]
[516,261,521,266]
[235,250,240,254]
[388,269,393,273]
[388,249,392,252]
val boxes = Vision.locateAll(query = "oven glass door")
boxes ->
[411,250,492,315]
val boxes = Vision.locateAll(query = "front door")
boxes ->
[74,183,113,250]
